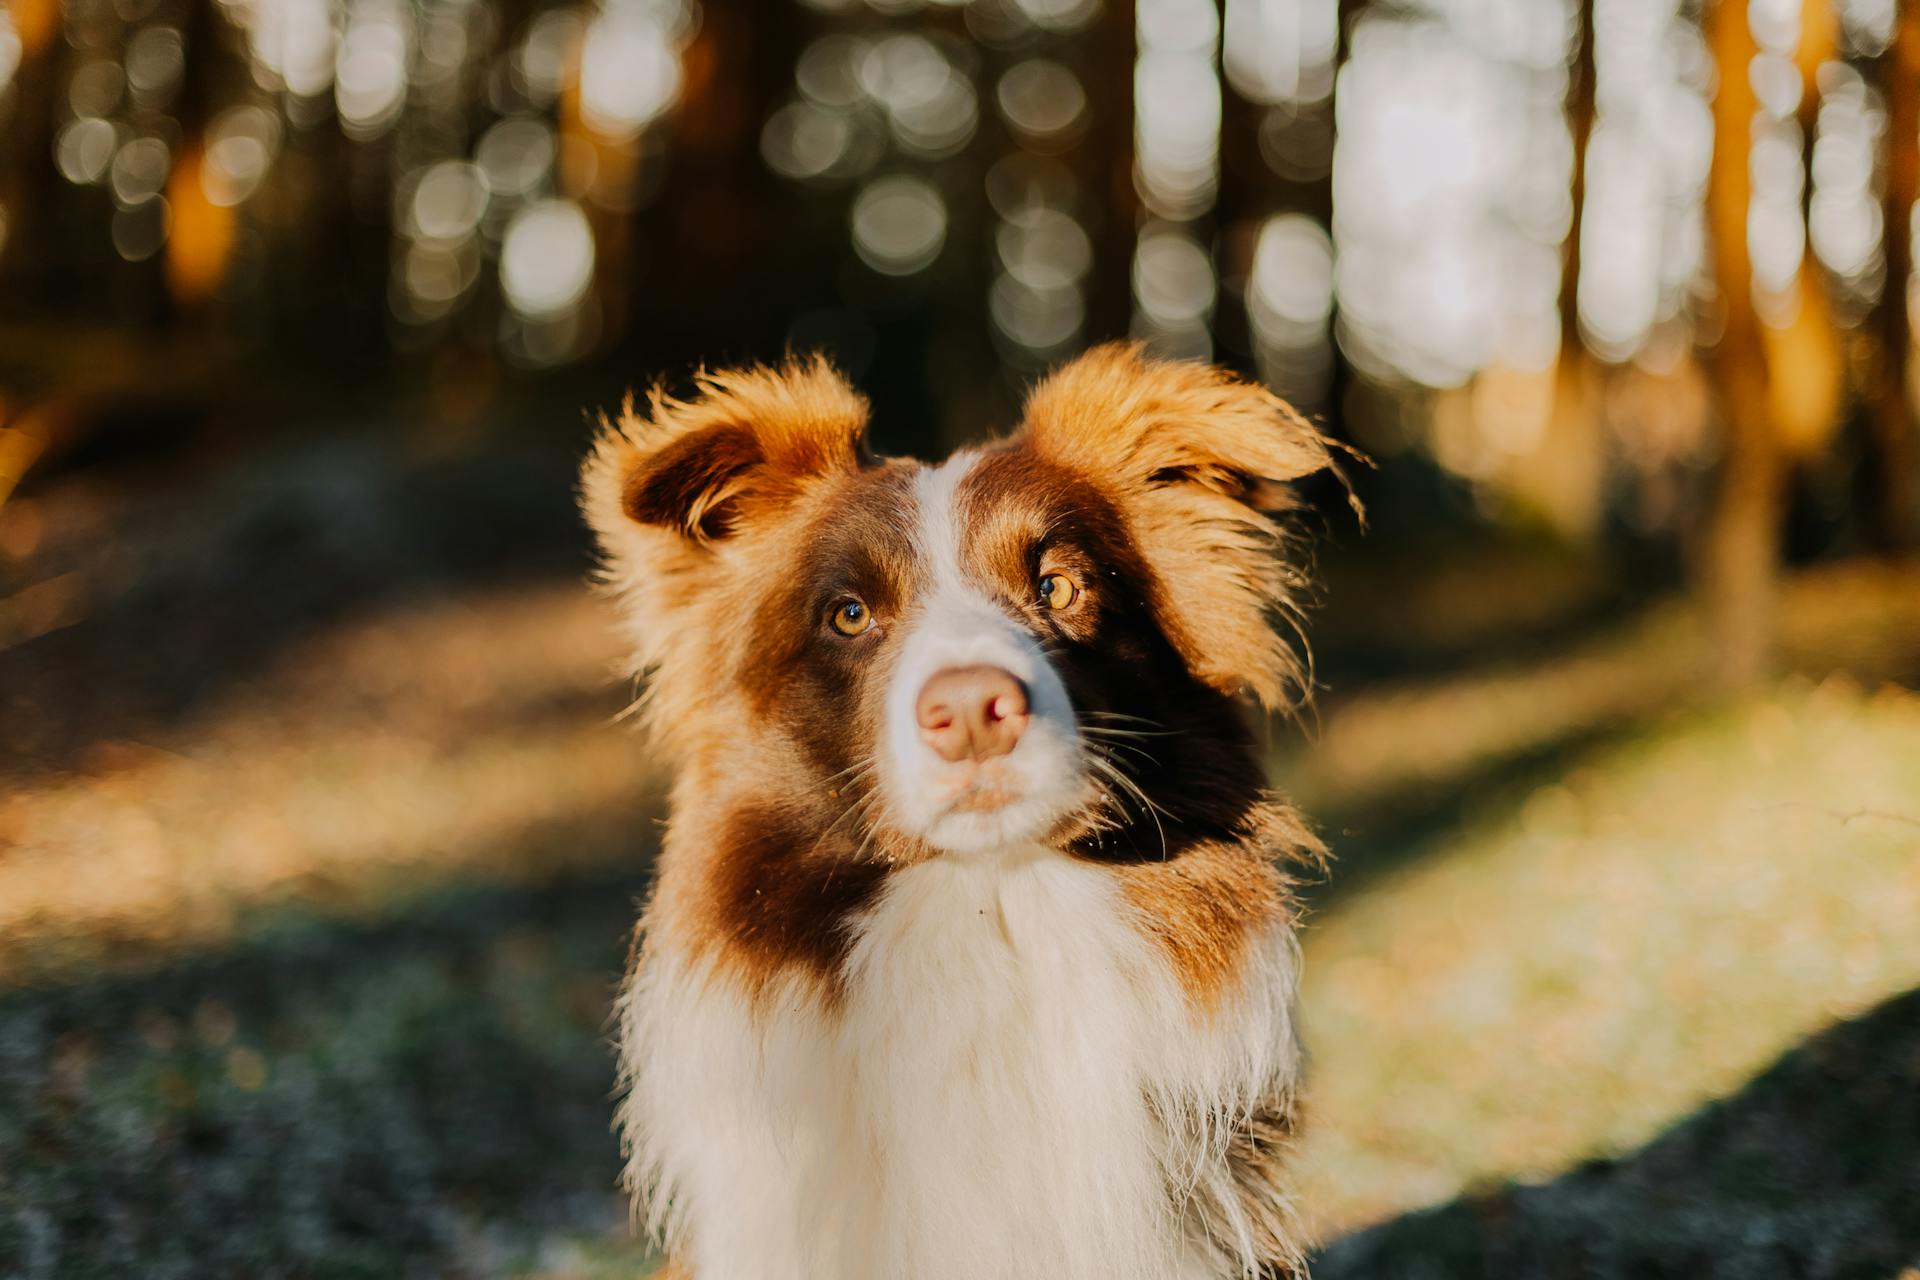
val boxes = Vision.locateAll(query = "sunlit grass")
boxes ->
[1293,675,1920,1237]
[0,581,660,977]
[1280,557,1920,826]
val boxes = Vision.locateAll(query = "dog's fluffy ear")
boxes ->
[580,356,869,686]
[583,356,870,547]
[1018,342,1347,710]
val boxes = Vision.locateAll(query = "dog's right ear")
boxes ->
[580,358,870,696]
[582,356,871,549]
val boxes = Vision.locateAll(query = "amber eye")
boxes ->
[1038,572,1078,610]
[829,598,875,636]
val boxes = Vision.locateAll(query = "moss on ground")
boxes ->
[0,873,649,1280]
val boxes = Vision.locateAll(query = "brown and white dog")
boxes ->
[581,344,1340,1280]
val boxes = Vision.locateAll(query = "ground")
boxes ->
[2,441,1918,1277]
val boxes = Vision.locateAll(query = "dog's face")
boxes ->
[583,344,1335,865]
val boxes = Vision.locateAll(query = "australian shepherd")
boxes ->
[581,343,1341,1280]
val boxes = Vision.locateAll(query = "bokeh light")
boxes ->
[335,0,411,139]
[1131,222,1214,359]
[1224,0,1336,107]
[1133,0,1220,221]
[500,198,596,318]
[1248,213,1336,404]
[476,117,556,201]
[124,25,184,109]
[202,106,281,207]
[850,174,947,275]
[1334,5,1573,387]
[55,117,119,186]
[762,100,858,183]
[1808,58,1886,325]
[515,8,581,106]
[111,195,169,262]
[0,6,21,96]
[860,33,977,158]
[996,59,1086,151]
[410,161,489,244]
[579,0,688,140]
[109,136,171,209]
[246,0,338,98]
[1577,0,1711,361]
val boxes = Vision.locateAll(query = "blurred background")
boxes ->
[3,0,1920,1274]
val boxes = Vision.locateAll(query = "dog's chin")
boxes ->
[921,791,1070,856]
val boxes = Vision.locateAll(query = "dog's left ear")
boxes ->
[580,356,870,692]
[1019,343,1352,710]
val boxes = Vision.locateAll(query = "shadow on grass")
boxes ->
[0,867,651,1280]
[8,858,1917,1279]
[2,438,591,780]
[1312,984,1920,1280]
[1298,718,1648,909]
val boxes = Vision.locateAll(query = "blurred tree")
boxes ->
[1551,0,1596,533]
[1700,0,1843,689]
[1872,4,1919,548]
[1702,0,1783,688]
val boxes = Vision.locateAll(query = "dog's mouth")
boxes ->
[924,755,1033,819]
[942,779,1019,814]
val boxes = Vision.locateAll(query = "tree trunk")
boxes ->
[1700,0,1787,690]
[1873,5,1919,547]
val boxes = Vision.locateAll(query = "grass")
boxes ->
[0,873,653,1280]
[1290,676,1920,1238]
[5,542,1920,1276]
[0,581,664,980]
[1312,981,1920,1279]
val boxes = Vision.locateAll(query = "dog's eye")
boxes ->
[1038,572,1078,610]
[829,599,875,636]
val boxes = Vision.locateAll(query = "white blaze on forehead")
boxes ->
[900,448,1037,683]
[912,449,978,604]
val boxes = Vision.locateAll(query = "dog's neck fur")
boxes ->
[621,831,1304,1280]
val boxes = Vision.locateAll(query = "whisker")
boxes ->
[821,759,877,788]
[1083,710,1168,729]
[1084,728,1177,747]
[606,679,652,728]
[1083,728,1164,771]
[803,756,880,861]
[1098,742,1161,771]
[1086,749,1169,861]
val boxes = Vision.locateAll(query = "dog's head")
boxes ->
[582,344,1337,862]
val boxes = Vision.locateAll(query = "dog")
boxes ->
[581,343,1341,1280]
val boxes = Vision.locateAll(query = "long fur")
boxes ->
[582,344,1338,1279]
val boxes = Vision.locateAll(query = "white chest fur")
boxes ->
[620,850,1301,1280]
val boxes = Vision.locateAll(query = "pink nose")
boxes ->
[916,666,1030,763]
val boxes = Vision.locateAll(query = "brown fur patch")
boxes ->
[1109,837,1287,1009]
[623,421,766,540]
[697,803,891,1001]
[1016,342,1345,711]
